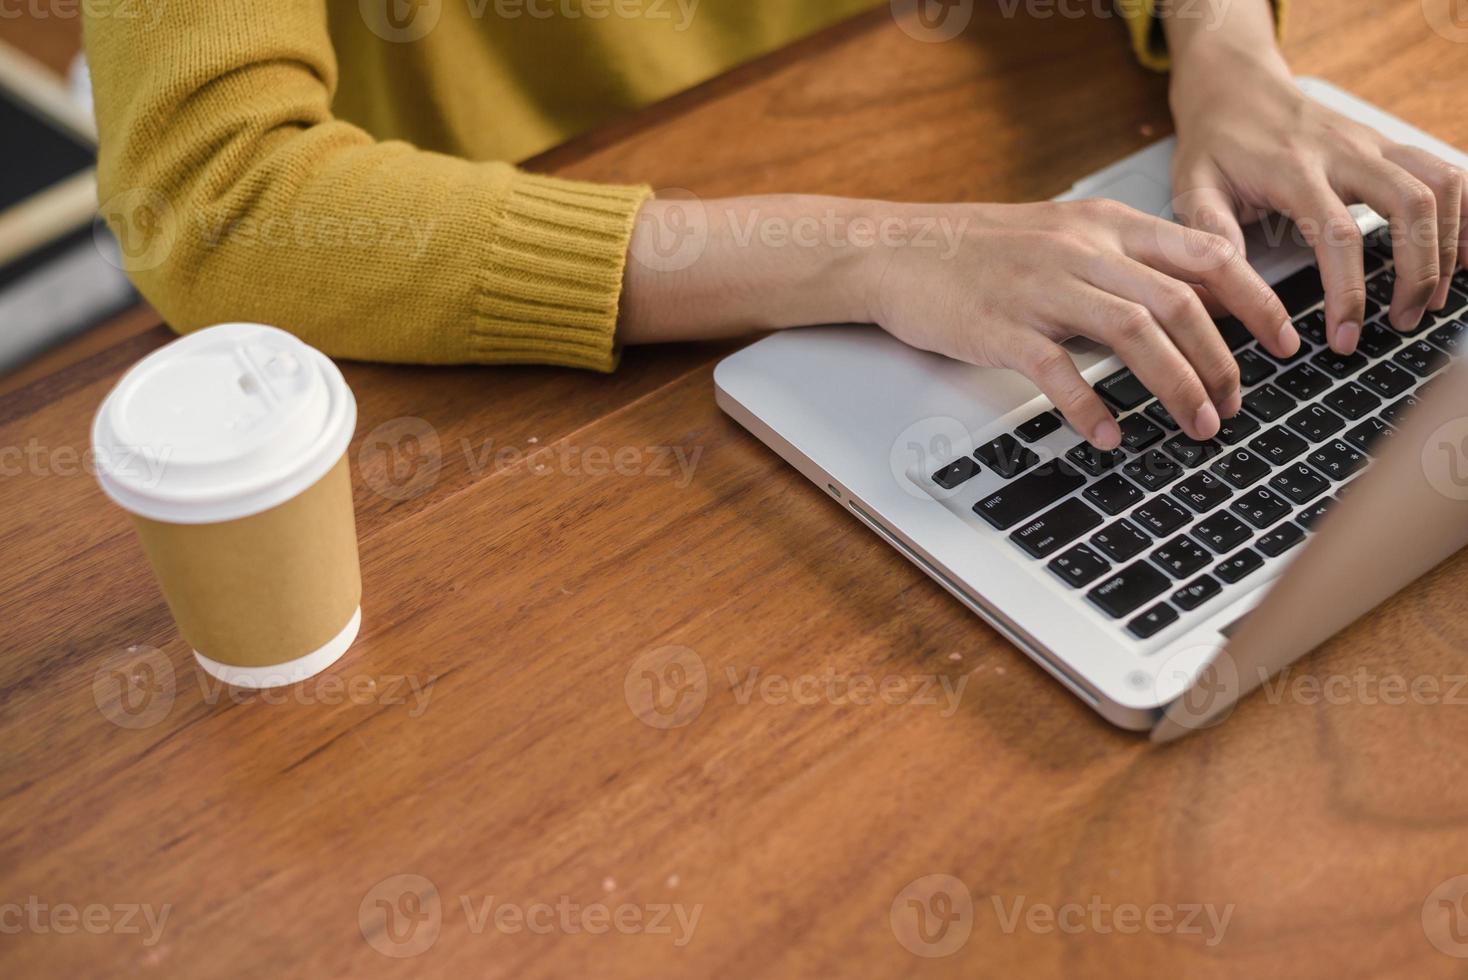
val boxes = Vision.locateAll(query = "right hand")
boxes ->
[866,198,1299,450]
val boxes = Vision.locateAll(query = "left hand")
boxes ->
[1168,47,1466,354]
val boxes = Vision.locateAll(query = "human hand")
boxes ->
[1168,20,1467,354]
[867,199,1294,450]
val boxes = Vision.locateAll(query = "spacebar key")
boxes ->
[1087,562,1171,619]
[974,461,1086,530]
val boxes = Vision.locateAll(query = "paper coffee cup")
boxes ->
[92,323,361,689]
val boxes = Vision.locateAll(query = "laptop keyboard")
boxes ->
[928,229,1468,643]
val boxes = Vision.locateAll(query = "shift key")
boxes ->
[974,461,1087,530]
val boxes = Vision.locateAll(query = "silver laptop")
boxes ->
[715,79,1468,740]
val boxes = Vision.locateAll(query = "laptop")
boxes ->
[714,78,1468,740]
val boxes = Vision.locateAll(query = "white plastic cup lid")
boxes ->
[91,323,357,524]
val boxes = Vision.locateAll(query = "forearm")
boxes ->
[1162,0,1287,88]
[619,195,909,344]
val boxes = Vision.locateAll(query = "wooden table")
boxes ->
[7,3,1468,976]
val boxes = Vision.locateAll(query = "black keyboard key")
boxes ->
[932,457,981,490]
[1395,340,1449,377]
[1358,360,1415,398]
[1014,411,1062,443]
[1231,486,1291,529]
[1311,347,1368,379]
[1084,473,1145,516]
[1296,497,1336,531]
[1242,383,1296,423]
[1250,426,1309,466]
[1272,267,1325,316]
[1095,368,1152,411]
[1364,273,1393,320]
[1307,439,1368,481]
[973,461,1087,530]
[1442,286,1468,320]
[1193,511,1252,554]
[1264,338,1315,366]
[1132,496,1190,537]
[1091,519,1151,562]
[974,433,1040,478]
[1172,471,1232,513]
[1211,447,1271,489]
[1357,321,1404,358]
[1215,547,1266,584]
[1118,413,1165,452]
[1088,561,1172,618]
[1321,381,1381,421]
[1293,309,1328,346]
[1152,534,1212,578]
[1010,498,1104,558]
[1269,462,1330,505]
[1257,522,1305,557]
[1215,413,1260,445]
[1380,394,1420,427]
[1049,544,1111,588]
[1162,433,1222,468]
[1066,442,1127,477]
[1215,316,1254,351]
[1345,417,1394,455]
[1428,320,1466,355]
[1121,449,1183,492]
[1144,401,1179,431]
[1277,363,1332,400]
[1286,403,1346,442]
[1235,348,1277,386]
[1172,574,1222,611]
[1127,603,1179,639]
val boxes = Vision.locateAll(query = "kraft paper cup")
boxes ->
[92,323,361,689]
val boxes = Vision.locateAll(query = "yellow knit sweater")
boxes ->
[82,1,1280,372]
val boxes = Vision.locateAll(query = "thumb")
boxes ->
[1171,163,1248,258]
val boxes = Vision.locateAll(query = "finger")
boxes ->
[1384,144,1463,310]
[997,330,1121,450]
[1170,162,1248,256]
[1266,173,1367,354]
[1045,282,1219,441]
[1330,153,1440,330]
[1124,217,1295,358]
[1085,251,1242,415]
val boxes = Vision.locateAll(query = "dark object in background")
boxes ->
[0,42,136,375]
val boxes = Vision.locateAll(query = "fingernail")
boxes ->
[1092,418,1121,449]
[1194,402,1221,439]
[1219,389,1242,417]
[1277,320,1300,355]
[1333,320,1360,354]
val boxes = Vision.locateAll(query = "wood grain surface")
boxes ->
[5,3,1468,977]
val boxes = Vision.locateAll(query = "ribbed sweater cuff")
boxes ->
[475,172,654,372]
